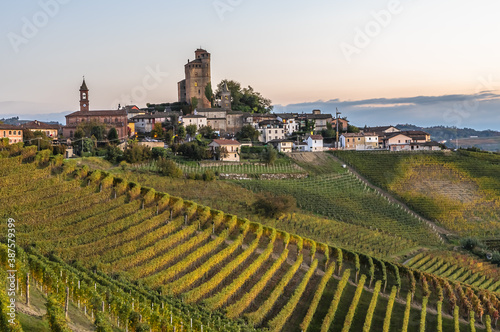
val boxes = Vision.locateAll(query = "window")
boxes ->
[9,131,11,135]
[358,138,361,141]
[70,131,73,138]
[2,131,5,137]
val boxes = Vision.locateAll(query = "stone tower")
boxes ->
[79,78,89,112]
[220,81,231,109]
[177,48,211,109]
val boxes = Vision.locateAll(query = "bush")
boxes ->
[156,158,183,178]
[203,170,216,181]
[152,147,168,160]
[253,192,296,217]
[105,145,124,164]
[460,237,485,251]
[124,143,152,163]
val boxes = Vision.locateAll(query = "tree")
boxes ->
[253,192,296,217]
[150,122,163,139]
[124,143,152,163]
[321,122,336,138]
[177,125,186,142]
[191,97,199,111]
[205,83,214,107]
[152,147,168,160]
[74,128,85,140]
[263,145,277,165]
[186,124,197,137]
[347,125,360,133]
[107,127,118,143]
[199,125,215,139]
[215,79,272,113]
[164,130,174,145]
[105,145,123,164]
[156,157,183,178]
[237,124,260,142]
[177,141,210,160]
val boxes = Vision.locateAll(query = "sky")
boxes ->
[1,0,499,130]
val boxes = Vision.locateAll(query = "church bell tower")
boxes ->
[80,77,89,112]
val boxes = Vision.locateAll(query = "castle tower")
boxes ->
[79,78,89,112]
[178,48,212,109]
[220,81,231,109]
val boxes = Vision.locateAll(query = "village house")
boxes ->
[340,132,379,150]
[21,120,60,138]
[383,133,413,151]
[131,113,171,133]
[123,105,146,120]
[181,114,207,130]
[268,139,293,153]
[257,120,285,143]
[306,135,324,152]
[0,124,23,144]
[275,113,300,135]
[208,139,241,162]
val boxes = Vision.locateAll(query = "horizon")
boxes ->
[1,0,499,131]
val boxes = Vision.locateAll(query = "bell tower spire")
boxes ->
[79,77,89,112]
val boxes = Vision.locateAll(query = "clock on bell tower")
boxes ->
[79,77,89,112]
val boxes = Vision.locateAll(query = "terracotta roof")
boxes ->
[384,133,412,140]
[363,126,398,133]
[21,120,59,130]
[0,124,21,130]
[211,139,241,146]
[400,130,429,136]
[66,110,127,117]
[309,135,323,140]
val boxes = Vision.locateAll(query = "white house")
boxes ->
[257,120,285,143]
[306,135,323,152]
[182,114,207,130]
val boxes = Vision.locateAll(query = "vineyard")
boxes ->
[1,148,500,331]
[234,171,442,249]
[406,250,500,293]
[133,160,305,175]
[333,150,500,238]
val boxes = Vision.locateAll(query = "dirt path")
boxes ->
[326,153,454,239]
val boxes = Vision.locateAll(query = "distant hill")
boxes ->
[395,124,500,141]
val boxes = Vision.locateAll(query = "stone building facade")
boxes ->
[178,49,212,109]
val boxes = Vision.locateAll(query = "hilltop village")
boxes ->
[0,48,442,162]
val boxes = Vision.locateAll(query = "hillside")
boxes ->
[1,148,500,331]
[333,150,500,239]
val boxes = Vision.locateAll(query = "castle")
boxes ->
[177,48,212,109]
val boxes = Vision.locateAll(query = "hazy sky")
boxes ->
[1,0,499,129]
